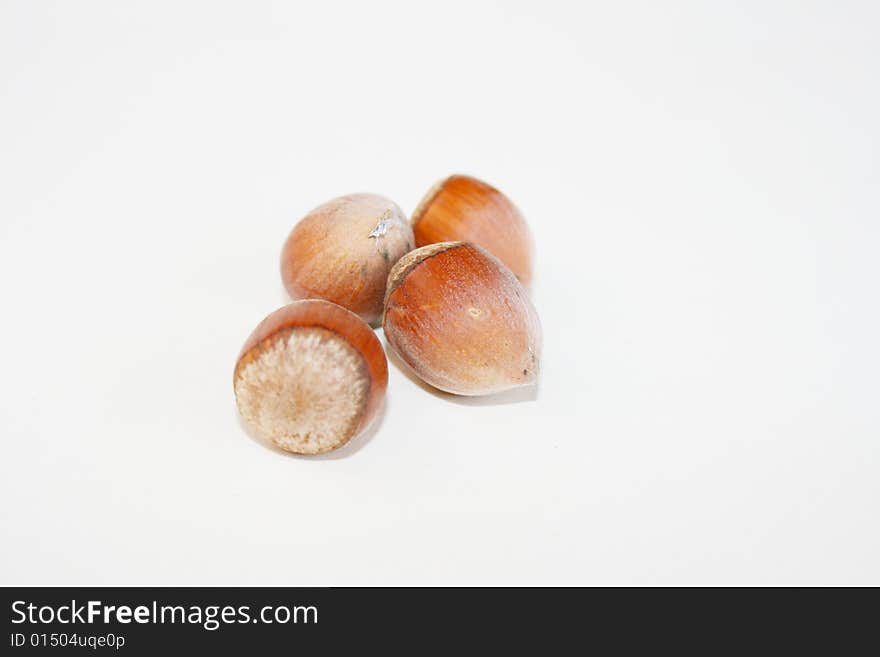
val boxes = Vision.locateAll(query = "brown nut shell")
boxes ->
[411,175,534,285]
[234,300,388,454]
[281,193,415,326]
[383,242,541,396]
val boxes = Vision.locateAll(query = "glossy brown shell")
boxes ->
[281,194,414,326]
[383,242,541,396]
[411,175,534,285]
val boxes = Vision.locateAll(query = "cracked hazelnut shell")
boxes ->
[281,193,415,326]
[411,175,534,285]
[234,300,387,454]
[383,242,541,396]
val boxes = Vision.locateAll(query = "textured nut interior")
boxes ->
[234,326,369,454]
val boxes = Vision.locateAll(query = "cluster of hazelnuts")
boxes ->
[233,175,542,455]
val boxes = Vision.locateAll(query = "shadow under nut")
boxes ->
[383,242,541,396]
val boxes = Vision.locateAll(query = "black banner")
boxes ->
[1,587,874,653]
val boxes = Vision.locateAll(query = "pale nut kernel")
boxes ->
[234,300,387,454]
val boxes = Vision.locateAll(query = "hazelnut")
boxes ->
[411,175,534,285]
[234,300,387,454]
[383,242,541,396]
[281,193,415,326]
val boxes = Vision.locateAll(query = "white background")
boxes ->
[1,1,878,585]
